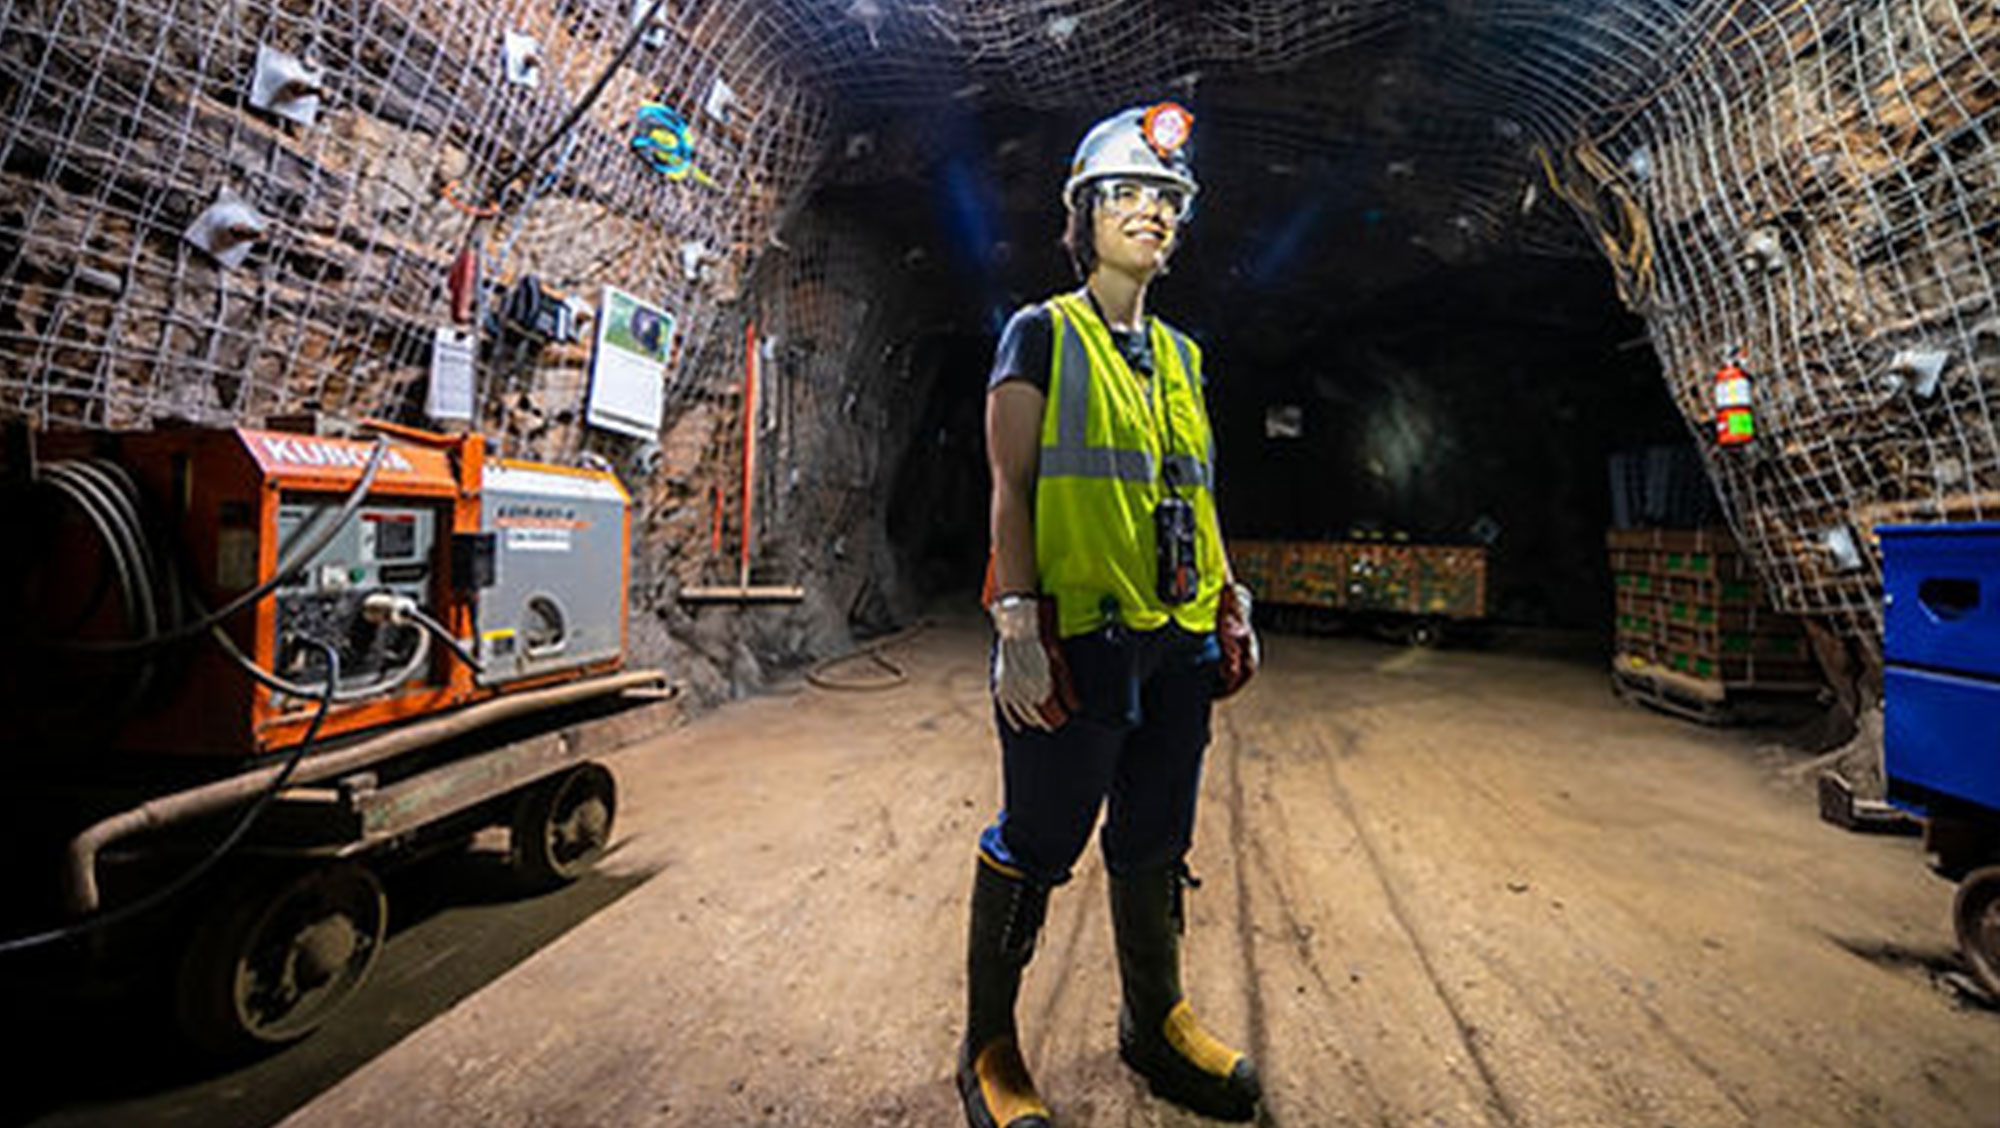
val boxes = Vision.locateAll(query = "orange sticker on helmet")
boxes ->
[1142,102,1193,158]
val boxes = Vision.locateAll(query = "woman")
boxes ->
[958,103,1261,1128]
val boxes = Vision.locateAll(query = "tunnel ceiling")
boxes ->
[783,0,1720,272]
[5,0,1997,669]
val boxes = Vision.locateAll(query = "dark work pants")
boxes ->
[978,622,1221,886]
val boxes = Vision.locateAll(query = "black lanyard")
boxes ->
[1080,290,1187,493]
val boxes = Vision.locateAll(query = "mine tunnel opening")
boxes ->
[862,103,1691,636]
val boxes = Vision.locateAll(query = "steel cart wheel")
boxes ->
[174,861,387,1059]
[1954,865,2000,999]
[510,762,617,890]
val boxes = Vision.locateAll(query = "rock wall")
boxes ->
[0,0,936,708]
[1540,0,2000,683]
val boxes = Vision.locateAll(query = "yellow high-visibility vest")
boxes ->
[1037,291,1224,638]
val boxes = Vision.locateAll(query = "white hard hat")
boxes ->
[1063,103,1198,211]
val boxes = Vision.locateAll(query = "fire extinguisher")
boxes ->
[1715,358,1754,445]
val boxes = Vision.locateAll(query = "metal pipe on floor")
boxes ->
[62,669,670,914]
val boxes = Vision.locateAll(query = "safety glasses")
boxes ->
[1096,178,1193,223]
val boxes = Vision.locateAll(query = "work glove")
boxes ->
[1215,581,1260,700]
[990,594,1079,731]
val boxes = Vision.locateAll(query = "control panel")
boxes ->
[273,501,441,691]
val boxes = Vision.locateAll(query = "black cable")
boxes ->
[45,462,158,636]
[54,438,389,653]
[211,620,433,702]
[29,461,165,733]
[0,640,342,955]
[483,0,671,204]
[407,604,485,673]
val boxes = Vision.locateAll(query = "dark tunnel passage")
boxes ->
[873,108,1689,632]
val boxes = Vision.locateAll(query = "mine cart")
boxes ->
[1606,527,1821,723]
[2,678,667,1058]
[0,421,668,1057]
[1231,538,1487,646]
[1878,522,2000,998]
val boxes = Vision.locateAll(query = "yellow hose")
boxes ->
[1537,139,1657,308]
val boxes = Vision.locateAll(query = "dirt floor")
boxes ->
[19,615,1999,1127]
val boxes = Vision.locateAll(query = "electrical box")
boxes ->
[273,501,442,691]
[477,462,630,687]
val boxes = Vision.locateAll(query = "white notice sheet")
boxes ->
[586,286,674,439]
[427,326,475,422]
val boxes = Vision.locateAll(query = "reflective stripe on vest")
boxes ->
[1044,298,1210,488]
[1160,329,1218,480]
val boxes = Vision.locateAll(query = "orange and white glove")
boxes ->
[990,595,1079,731]
[1216,581,1260,700]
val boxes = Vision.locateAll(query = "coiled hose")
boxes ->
[805,620,930,691]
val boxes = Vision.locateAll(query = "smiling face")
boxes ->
[1089,179,1182,279]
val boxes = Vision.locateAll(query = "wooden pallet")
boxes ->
[1611,654,1821,726]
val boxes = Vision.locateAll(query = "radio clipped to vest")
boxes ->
[1139,319,1197,606]
[1155,494,1198,604]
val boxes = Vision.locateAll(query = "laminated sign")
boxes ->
[586,286,675,439]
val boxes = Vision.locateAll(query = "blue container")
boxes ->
[1884,665,2000,815]
[1879,522,2000,679]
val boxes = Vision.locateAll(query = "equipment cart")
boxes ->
[0,420,666,1057]
[1878,522,2000,997]
[1231,537,1487,646]
[3,672,670,1058]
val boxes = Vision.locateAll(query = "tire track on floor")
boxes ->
[1025,857,1103,1069]
[1325,695,1708,1124]
[1372,679,1949,1128]
[1380,714,1818,1126]
[1220,709,1397,1128]
[1292,708,1526,1128]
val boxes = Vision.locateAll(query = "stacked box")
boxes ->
[1232,539,1488,620]
[1230,541,1286,604]
[1410,547,1486,618]
[1608,527,1817,687]
[1279,542,1347,606]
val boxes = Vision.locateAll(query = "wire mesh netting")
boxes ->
[0,0,828,426]
[1536,0,2000,667]
[3,0,1998,668]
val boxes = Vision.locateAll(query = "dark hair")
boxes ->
[1062,183,1098,281]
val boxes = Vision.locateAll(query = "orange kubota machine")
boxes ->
[13,420,631,757]
[0,419,659,1058]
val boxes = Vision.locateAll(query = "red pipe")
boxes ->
[740,320,758,588]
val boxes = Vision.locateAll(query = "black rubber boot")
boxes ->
[957,855,1054,1128]
[1109,864,1260,1122]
